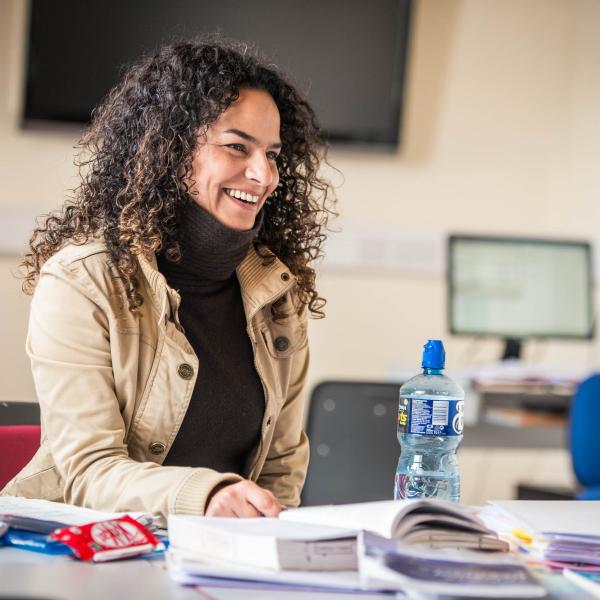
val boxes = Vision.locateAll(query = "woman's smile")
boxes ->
[224,188,261,204]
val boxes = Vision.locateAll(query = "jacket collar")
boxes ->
[136,245,296,325]
[236,245,296,321]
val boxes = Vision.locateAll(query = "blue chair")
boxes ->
[570,374,600,500]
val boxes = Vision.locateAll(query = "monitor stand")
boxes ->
[502,338,523,361]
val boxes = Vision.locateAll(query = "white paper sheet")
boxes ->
[489,500,600,536]
[0,496,151,526]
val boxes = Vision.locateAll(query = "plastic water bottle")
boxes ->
[394,339,465,502]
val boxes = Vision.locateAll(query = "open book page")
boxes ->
[281,499,484,540]
[0,496,151,526]
[395,512,490,538]
[280,501,409,538]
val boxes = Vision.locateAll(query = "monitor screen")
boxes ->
[448,235,594,341]
[23,0,412,147]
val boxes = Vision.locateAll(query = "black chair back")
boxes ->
[0,401,40,425]
[301,381,402,506]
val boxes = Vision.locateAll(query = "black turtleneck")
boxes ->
[159,201,265,475]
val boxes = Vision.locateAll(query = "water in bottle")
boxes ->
[394,339,465,502]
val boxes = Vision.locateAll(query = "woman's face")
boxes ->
[189,88,282,230]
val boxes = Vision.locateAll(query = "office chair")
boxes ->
[0,400,40,425]
[0,401,41,488]
[570,374,600,500]
[301,381,402,506]
[0,425,41,489]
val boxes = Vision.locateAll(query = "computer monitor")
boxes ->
[447,235,595,359]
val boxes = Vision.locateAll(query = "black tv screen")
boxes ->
[24,0,412,147]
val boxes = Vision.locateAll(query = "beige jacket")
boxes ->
[1,240,309,525]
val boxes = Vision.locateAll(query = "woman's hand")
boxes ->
[205,480,283,517]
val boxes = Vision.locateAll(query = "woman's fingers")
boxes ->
[205,480,283,517]
[205,484,238,516]
[246,483,282,517]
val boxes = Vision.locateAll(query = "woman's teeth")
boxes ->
[225,188,259,204]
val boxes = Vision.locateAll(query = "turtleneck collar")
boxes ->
[157,200,263,293]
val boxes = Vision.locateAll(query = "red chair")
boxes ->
[0,425,41,489]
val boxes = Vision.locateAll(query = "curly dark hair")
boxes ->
[21,37,335,317]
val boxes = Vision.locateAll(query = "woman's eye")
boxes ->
[266,151,280,161]
[227,143,247,154]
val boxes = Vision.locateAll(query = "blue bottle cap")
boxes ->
[421,339,445,369]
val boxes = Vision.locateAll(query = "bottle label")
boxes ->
[398,396,464,436]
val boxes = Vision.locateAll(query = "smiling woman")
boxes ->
[191,88,282,231]
[1,37,335,524]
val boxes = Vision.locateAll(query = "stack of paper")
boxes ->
[545,533,600,565]
[359,531,546,598]
[166,499,523,596]
[0,496,155,529]
[0,496,158,556]
[481,500,600,567]
[167,550,366,594]
[169,516,358,571]
[168,499,507,575]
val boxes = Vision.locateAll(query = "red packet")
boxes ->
[51,515,161,562]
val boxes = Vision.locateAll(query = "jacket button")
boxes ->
[149,442,166,455]
[280,272,290,282]
[274,336,290,352]
[177,363,194,380]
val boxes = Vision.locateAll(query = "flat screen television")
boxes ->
[447,235,595,360]
[23,0,412,147]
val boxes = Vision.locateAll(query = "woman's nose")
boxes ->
[245,152,273,186]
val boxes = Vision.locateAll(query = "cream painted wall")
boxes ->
[1,0,599,405]
[308,0,600,386]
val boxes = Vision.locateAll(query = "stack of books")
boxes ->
[167,499,545,597]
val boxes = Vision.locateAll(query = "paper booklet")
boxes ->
[0,496,156,533]
[168,499,507,574]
